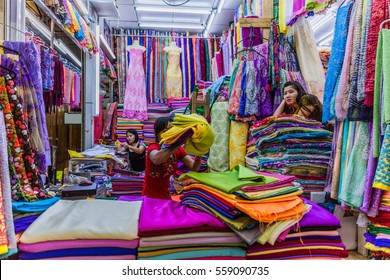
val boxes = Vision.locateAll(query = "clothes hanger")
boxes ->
[380,19,390,29]
[0,44,21,56]
[0,64,17,79]
[231,47,264,59]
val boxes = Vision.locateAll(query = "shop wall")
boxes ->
[0,0,5,40]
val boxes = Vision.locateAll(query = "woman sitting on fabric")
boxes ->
[120,129,146,172]
[273,81,323,122]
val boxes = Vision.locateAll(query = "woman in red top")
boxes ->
[143,117,202,199]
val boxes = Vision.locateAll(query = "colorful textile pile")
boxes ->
[364,196,390,260]
[116,104,144,144]
[17,200,141,260]
[137,197,246,260]
[109,169,144,197]
[247,198,348,260]
[143,103,170,146]
[246,115,333,194]
[178,165,309,246]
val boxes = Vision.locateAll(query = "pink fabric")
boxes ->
[286,230,340,238]
[215,52,223,78]
[123,48,148,121]
[41,255,136,260]
[18,239,140,253]
[140,236,244,247]
[138,197,227,234]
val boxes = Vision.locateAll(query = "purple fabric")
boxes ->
[368,188,383,217]
[293,198,341,229]
[241,16,263,48]
[138,197,227,233]
[118,195,145,202]
[18,239,140,253]
[360,122,377,213]
[13,214,40,233]
[3,41,51,167]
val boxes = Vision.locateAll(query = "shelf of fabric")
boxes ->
[99,34,116,62]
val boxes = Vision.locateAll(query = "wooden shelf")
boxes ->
[239,18,272,28]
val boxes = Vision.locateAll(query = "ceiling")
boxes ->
[102,0,242,35]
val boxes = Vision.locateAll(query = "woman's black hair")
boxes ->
[283,81,308,112]
[126,129,139,143]
[154,116,172,142]
[299,94,323,123]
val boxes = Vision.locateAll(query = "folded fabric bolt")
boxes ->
[160,114,215,156]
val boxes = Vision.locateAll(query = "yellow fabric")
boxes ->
[0,244,8,255]
[279,0,288,33]
[229,120,248,169]
[68,150,85,158]
[160,114,215,156]
[364,242,390,254]
[166,50,182,98]
[373,182,390,191]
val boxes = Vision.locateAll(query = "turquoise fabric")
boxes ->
[12,197,60,212]
[179,165,278,193]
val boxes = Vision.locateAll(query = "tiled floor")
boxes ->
[346,250,369,260]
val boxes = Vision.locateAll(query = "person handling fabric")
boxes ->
[273,81,323,122]
[120,129,146,172]
[143,116,213,199]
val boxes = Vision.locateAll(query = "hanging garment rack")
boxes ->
[232,24,265,59]
[112,32,221,39]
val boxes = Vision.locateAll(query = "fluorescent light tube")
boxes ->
[203,10,216,36]
[71,0,89,16]
[217,0,226,13]
[135,5,211,14]
[139,22,203,29]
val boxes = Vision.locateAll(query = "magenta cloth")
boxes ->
[18,239,140,253]
[276,228,292,243]
[241,16,263,48]
[293,198,341,230]
[140,236,243,247]
[240,172,296,192]
[138,197,228,235]
[42,255,136,260]
[184,257,246,260]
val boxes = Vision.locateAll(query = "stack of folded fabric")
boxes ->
[137,197,247,260]
[143,103,170,145]
[167,97,190,111]
[364,208,390,260]
[246,115,333,194]
[109,169,144,197]
[116,104,144,144]
[179,165,309,246]
[18,200,142,260]
[246,198,348,260]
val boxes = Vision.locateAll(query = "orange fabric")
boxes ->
[184,184,306,223]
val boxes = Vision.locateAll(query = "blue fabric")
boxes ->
[238,61,247,117]
[19,247,137,260]
[184,190,234,212]
[207,75,231,103]
[322,3,353,122]
[181,196,238,220]
[13,214,41,233]
[12,197,60,212]
[73,9,85,42]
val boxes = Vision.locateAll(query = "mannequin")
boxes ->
[164,40,183,98]
[127,39,146,52]
[163,41,182,53]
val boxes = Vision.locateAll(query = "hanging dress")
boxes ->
[123,48,148,121]
[166,50,182,98]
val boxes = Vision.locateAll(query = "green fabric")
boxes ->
[374,29,390,157]
[207,102,230,172]
[204,38,210,81]
[229,60,240,97]
[368,224,390,235]
[138,242,246,252]
[338,122,369,207]
[179,165,278,193]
